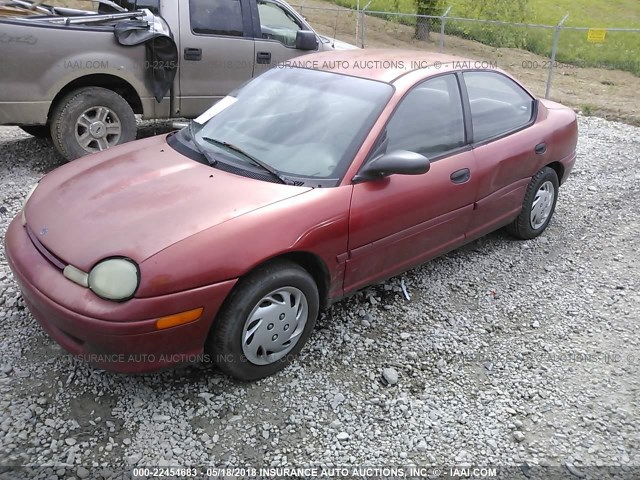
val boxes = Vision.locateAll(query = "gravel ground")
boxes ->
[0,117,639,480]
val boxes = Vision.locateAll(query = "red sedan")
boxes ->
[5,50,577,380]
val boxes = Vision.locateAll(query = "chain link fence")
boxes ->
[296,3,359,47]
[292,2,640,101]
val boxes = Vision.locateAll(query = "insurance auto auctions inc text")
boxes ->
[191,466,497,477]
[276,59,498,70]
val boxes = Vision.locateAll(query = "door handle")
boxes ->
[535,142,547,155]
[256,51,271,64]
[184,47,202,61]
[450,168,471,184]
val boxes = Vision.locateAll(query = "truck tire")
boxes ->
[50,87,137,161]
[19,125,50,139]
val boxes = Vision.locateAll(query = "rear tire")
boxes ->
[19,125,50,139]
[506,167,559,240]
[207,260,319,381]
[49,86,136,161]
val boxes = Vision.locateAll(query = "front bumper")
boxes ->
[4,216,237,373]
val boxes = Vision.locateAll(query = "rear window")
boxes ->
[463,71,535,143]
[189,0,244,37]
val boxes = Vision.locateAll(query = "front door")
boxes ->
[178,0,256,118]
[345,74,477,292]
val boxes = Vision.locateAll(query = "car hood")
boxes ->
[25,135,311,271]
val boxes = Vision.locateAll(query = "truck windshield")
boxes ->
[188,68,393,183]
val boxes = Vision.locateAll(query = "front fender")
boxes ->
[137,186,353,298]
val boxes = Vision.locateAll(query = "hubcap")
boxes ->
[241,287,309,366]
[530,180,555,230]
[75,106,122,153]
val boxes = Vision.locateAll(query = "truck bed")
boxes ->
[0,6,176,124]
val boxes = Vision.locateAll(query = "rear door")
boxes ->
[252,0,319,77]
[178,0,255,118]
[462,71,540,240]
[344,74,477,292]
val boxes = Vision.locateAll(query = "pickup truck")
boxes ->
[0,0,353,160]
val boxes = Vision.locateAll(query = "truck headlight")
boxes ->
[21,183,38,226]
[88,258,140,301]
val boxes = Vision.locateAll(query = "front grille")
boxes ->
[25,225,66,270]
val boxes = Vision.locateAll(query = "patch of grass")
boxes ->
[328,0,640,75]
[527,0,640,27]
[581,103,597,115]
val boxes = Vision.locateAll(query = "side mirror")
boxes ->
[353,150,430,183]
[296,30,318,51]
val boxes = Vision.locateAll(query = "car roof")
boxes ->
[299,48,478,83]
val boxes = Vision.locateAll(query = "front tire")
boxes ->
[207,260,319,380]
[49,87,137,161]
[506,167,559,240]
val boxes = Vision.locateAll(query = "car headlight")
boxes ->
[88,258,140,301]
[21,183,38,226]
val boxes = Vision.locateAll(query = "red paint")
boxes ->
[4,50,578,372]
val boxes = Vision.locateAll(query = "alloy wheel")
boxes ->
[75,106,122,153]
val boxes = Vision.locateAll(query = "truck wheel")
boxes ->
[50,87,136,161]
[19,126,50,139]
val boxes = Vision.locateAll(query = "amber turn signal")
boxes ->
[155,307,203,330]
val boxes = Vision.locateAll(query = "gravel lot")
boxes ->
[0,116,639,480]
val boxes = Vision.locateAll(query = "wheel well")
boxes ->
[266,252,331,309]
[546,161,565,185]
[48,74,143,121]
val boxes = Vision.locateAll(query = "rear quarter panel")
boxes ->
[538,100,579,183]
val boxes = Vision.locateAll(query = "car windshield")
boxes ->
[189,68,394,183]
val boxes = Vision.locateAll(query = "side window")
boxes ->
[385,74,465,158]
[258,0,302,48]
[464,71,535,143]
[189,0,244,37]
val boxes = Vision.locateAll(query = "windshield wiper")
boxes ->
[187,121,217,166]
[201,137,294,185]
